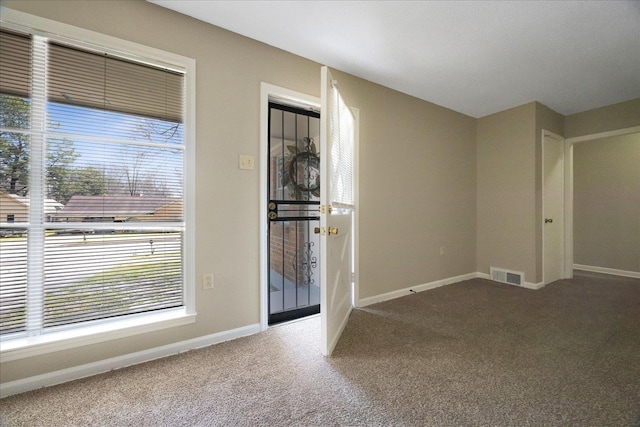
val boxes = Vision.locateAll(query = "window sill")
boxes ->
[0,309,196,362]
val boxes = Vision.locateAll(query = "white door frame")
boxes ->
[259,82,321,331]
[563,125,640,279]
[542,130,565,284]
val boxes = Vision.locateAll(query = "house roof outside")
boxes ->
[0,192,64,216]
[55,195,181,219]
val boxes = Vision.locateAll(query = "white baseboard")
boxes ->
[357,272,479,307]
[524,281,546,290]
[357,271,547,309]
[0,323,261,399]
[574,264,640,279]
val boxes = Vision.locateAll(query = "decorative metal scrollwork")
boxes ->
[283,137,320,199]
[301,241,317,287]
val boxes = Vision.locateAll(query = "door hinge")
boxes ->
[350,272,356,282]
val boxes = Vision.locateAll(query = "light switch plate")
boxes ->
[239,155,254,170]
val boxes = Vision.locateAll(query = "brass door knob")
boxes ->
[328,227,339,235]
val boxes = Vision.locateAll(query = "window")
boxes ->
[0,16,195,358]
[329,86,355,207]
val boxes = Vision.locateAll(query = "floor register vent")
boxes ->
[490,267,524,286]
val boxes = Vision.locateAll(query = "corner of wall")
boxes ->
[476,102,538,281]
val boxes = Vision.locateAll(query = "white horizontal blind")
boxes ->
[0,29,32,335]
[43,230,183,328]
[330,85,355,207]
[0,27,186,337]
[26,34,47,338]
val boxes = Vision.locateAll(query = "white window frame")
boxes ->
[0,8,196,362]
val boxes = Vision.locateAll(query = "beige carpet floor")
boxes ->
[1,271,639,426]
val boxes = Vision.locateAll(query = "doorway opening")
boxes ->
[267,101,321,325]
[564,126,640,279]
[259,76,359,354]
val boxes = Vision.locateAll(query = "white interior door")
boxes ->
[543,132,565,284]
[320,66,354,356]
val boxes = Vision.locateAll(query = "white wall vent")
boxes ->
[490,267,524,287]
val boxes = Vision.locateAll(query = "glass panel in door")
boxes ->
[268,102,320,324]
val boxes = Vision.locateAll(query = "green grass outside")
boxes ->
[0,254,183,334]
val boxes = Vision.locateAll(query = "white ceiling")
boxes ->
[149,0,640,118]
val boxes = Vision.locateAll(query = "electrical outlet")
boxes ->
[203,273,214,289]
[440,246,445,256]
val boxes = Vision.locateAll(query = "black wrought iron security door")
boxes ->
[268,102,321,325]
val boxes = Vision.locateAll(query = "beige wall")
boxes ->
[573,133,640,272]
[476,103,538,282]
[331,71,477,298]
[0,0,477,382]
[565,98,640,138]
